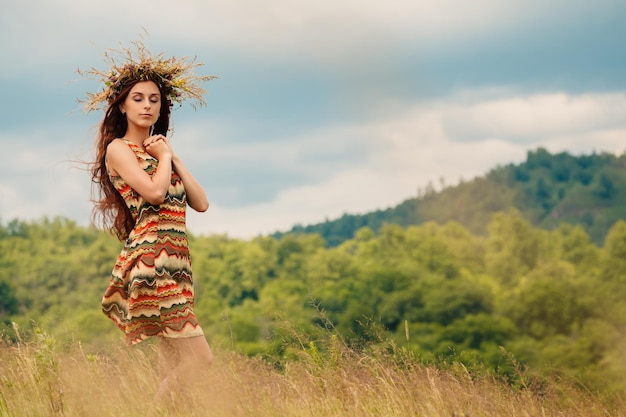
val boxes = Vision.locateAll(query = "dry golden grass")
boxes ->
[0,332,624,417]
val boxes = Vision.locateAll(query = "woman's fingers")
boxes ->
[144,135,166,148]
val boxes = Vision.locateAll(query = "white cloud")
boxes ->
[185,90,626,239]
[3,89,624,237]
[2,0,615,76]
[441,92,626,142]
[0,129,91,224]
[188,135,526,239]
[1,0,624,241]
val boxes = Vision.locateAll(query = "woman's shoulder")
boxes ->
[107,138,141,155]
[108,137,133,149]
[106,138,142,164]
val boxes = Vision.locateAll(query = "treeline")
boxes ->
[278,148,626,246]
[1,213,626,393]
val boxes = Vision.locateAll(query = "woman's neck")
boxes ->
[122,126,150,145]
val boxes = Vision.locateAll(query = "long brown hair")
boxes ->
[91,80,172,241]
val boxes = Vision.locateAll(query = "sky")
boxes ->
[1,0,625,239]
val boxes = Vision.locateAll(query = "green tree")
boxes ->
[485,209,540,286]
[0,279,18,320]
[505,261,586,339]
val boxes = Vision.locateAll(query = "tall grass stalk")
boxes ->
[0,329,624,417]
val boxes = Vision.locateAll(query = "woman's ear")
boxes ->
[119,104,126,115]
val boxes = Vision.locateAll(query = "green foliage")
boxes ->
[0,280,18,320]
[506,261,586,339]
[3,204,626,393]
[276,148,626,246]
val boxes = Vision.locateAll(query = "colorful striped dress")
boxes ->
[101,139,204,345]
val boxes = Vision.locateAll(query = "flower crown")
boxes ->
[77,40,216,112]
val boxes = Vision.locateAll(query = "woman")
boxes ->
[80,41,216,400]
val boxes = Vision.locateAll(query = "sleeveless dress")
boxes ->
[101,139,204,345]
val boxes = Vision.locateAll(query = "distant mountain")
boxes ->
[275,148,626,246]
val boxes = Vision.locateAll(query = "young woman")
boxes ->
[80,42,216,401]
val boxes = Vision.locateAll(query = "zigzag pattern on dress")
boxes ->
[102,139,204,345]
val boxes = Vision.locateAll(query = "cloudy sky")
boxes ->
[1,0,625,239]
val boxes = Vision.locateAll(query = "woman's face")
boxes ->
[119,81,161,130]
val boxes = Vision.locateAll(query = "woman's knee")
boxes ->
[183,336,214,368]
[194,339,214,368]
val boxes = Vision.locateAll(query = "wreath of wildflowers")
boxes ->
[77,40,216,112]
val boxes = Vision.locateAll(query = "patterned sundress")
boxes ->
[101,138,204,345]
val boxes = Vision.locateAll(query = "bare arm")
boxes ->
[106,138,173,205]
[172,153,209,212]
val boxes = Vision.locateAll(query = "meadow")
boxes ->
[5,167,626,416]
[0,326,624,417]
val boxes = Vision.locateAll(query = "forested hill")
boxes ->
[277,148,626,246]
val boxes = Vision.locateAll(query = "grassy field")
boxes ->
[0,329,624,417]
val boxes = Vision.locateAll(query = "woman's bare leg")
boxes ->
[155,336,213,403]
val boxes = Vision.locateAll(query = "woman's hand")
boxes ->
[144,135,173,161]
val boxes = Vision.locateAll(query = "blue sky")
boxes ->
[1,0,625,238]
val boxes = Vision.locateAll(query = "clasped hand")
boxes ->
[144,135,173,160]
